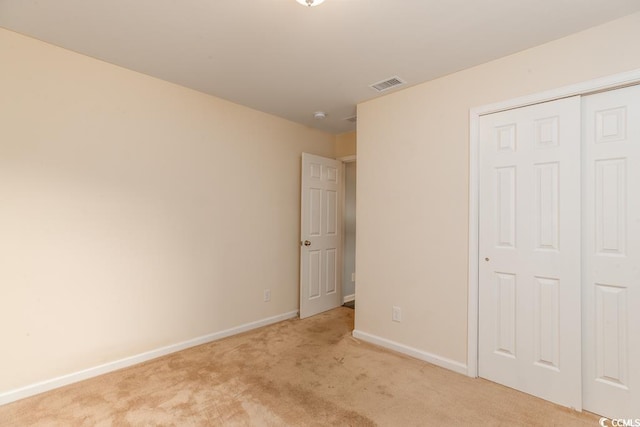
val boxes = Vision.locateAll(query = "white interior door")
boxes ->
[478,97,582,409]
[582,85,640,419]
[300,153,342,319]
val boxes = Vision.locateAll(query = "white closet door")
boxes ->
[583,85,640,419]
[479,97,582,410]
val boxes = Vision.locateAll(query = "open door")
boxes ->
[300,153,342,319]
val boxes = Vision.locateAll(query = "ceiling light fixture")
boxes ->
[296,0,326,7]
[314,111,327,120]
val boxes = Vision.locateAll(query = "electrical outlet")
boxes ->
[351,272,355,282]
[264,289,271,302]
[392,306,402,322]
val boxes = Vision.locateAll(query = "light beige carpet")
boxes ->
[0,307,597,426]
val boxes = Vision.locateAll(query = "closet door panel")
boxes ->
[583,84,640,419]
[478,96,582,410]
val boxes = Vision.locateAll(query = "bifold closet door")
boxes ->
[582,85,640,419]
[478,96,582,410]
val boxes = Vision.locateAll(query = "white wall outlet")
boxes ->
[392,306,402,322]
[263,289,271,302]
[351,272,356,282]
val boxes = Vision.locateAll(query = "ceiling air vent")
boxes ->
[344,115,357,123]
[369,76,406,93]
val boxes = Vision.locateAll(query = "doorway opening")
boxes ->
[342,158,356,309]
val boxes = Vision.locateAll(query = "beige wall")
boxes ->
[0,28,335,393]
[355,12,640,365]
[335,131,356,158]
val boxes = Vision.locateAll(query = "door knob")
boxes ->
[304,240,311,247]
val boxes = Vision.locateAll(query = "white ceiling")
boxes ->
[2,1,640,134]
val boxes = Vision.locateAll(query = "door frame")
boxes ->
[467,68,640,378]
[339,155,357,304]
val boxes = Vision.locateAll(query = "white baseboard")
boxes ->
[352,329,468,375]
[342,294,355,303]
[0,310,298,406]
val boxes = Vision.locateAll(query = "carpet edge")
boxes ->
[0,310,299,406]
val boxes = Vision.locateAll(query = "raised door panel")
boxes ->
[496,167,517,248]
[595,284,628,389]
[534,276,560,370]
[495,272,517,358]
[534,163,559,251]
[308,251,321,299]
[595,159,626,256]
[309,188,322,237]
